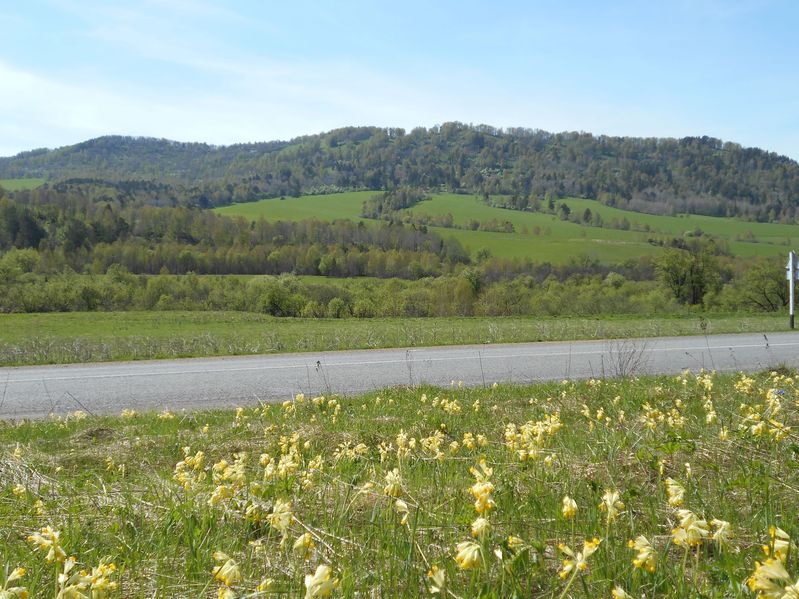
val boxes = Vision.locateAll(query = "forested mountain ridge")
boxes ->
[3,123,799,220]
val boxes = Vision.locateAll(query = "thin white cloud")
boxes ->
[3,1,797,159]
[2,54,795,160]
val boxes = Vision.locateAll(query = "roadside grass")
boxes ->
[1,371,798,596]
[215,192,796,262]
[0,311,789,366]
[0,178,46,191]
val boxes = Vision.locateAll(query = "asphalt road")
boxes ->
[2,331,798,419]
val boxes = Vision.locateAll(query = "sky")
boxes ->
[1,0,798,158]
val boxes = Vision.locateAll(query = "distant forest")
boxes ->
[2,123,799,221]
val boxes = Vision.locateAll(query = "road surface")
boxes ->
[1,331,797,419]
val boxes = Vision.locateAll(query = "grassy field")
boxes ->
[2,371,797,596]
[0,178,46,191]
[214,191,371,223]
[0,311,789,366]
[215,192,797,263]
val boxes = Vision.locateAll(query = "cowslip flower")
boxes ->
[612,587,633,599]
[599,490,624,523]
[711,519,733,550]
[293,533,315,560]
[468,460,495,515]
[664,478,685,507]
[471,517,491,539]
[748,558,792,598]
[558,538,601,580]
[304,564,338,598]
[88,560,118,599]
[427,565,446,594]
[765,526,792,562]
[269,499,294,537]
[628,535,656,572]
[56,557,91,598]
[671,509,709,549]
[27,527,66,563]
[562,496,577,519]
[383,469,402,498]
[0,567,27,599]
[212,552,241,587]
[394,499,410,526]
[455,541,483,570]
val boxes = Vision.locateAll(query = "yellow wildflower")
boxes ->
[664,478,685,507]
[612,587,633,599]
[27,526,66,563]
[269,499,293,537]
[599,490,624,523]
[212,552,241,587]
[471,517,491,539]
[427,565,446,594]
[671,509,709,548]
[562,496,577,519]
[0,567,27,599]
[711,519,733,550]
[394,499,410,526]
[56,556,91,599]
[455,541,483,570]
[88,560,117,599]
[558,538,601,580]
[766,526,792,562]
[748,558,791,598]
[304,564,338,598]
[462,433,476,450]
[469,460,495,514]
[628,535,656,572]
[383,468,402,497]
[293,533,315,560]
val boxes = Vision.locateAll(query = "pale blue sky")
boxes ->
[1,0,797,158]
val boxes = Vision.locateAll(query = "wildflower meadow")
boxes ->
[1,370,799,597]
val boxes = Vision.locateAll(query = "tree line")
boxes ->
[3,123,799,220]
[0,255,786,317]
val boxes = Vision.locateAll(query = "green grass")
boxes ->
[0,178,46,191]
[404,193,797,259]
[215,191,798,263]
[214,191,371,222]
[1,371,797,596]
[0,311,789,366]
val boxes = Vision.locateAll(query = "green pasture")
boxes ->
[214,191,797,262]
[404,194,795,259]
[0,178,46,191]
[214,191,370,222]
[0,310,786,365]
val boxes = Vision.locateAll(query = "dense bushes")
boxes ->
[0,266,754,318]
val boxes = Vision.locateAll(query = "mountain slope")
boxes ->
[2,123,798,220]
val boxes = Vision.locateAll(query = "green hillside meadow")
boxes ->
[215,192,796,263]
[0,178,45,191]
